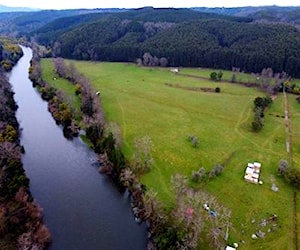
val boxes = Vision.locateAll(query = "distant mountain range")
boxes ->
[0,4,39,12]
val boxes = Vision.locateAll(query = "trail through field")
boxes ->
[284,89,298,250]
[234,100,279,156]
[117,96,128,147]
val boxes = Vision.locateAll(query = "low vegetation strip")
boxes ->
[165,82,218,93]
[293,192,299,250]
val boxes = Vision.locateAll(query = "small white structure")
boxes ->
[96,91,100,96]
[226,246,236,250]
[170,68,179,73]
[244,162,261,184]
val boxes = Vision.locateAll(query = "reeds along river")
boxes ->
[9,46,147,250]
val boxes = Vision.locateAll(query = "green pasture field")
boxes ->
[180,67,258,83]
[41,59,299,249]
[40,59,82,121]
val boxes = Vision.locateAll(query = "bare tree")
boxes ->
[171,174,231,249]
[132,136,154,175]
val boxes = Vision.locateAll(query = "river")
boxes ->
[8,46,147,250]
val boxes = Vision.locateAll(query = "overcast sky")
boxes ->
[0,0,299,9]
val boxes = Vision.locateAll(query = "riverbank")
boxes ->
[0,42,50,249]
[17,45,147,249]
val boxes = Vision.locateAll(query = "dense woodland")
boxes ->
[0,7,300,77]
[0,42,51,249]
[32,8,300,77]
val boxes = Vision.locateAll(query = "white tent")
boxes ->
[226,246,236,250]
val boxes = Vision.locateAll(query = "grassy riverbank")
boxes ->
[41,59,300,249]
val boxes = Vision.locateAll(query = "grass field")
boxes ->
[41,59,299,249]
[40,60,82,121]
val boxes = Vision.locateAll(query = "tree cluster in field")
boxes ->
[251,96,273,132]
[192,164,224,183]
[141,174,231,249]
[278,159,300,189]
[0,62,50,249]
[32,8,300,77]
[210,70,223,81]
[136,52,168,67]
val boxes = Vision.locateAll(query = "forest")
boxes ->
[30,8,300,77]
[0,7,299,77]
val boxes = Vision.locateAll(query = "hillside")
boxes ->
[0,8,123,34]
[193,6,300,25]
[33,8,300,77]
[0,4,38,12]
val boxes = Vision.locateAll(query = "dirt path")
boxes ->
[284,89,298,250]
[283,89,293,164]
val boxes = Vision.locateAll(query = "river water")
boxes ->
[9,46,147,250]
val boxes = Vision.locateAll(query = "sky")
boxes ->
[0,0,299,10]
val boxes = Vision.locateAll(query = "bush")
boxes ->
[278,159,289,176]
[284,168,300,189]
[188,135,199,148]
[210,72,218,81]
[191,167,206,182]
[209,164,224,179]
[215,87,221,93]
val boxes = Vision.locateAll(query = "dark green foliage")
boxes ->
[40,86,56,101]
[215,87,221,93]
[29,8,300,77]
[284,168,300,189]
[277,159,300,189]
[217,70,223,81]
[102,132,125,174]
[210,72,218,81]
[252,119,263,132]
[252,96,272,132]
[86,124,104,150]
[153,222,183,250]
[254,96,273,110]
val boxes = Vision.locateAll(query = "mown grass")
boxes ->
[41,59,299,249]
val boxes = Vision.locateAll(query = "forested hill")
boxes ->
[193,6,300,26]
[0,8,124,34]
[33,8,300,77]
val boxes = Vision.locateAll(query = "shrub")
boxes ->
[191,167,206,182]
[210,71,218,81]
[284,168,300,189]
[215,87,221,93]
[278,159,289,176]
[188,135,199,148]
[75,84,81,95]
[209,164,224,179]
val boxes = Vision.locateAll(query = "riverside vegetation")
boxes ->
[35,54,300,249]
[0,41,51,250]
